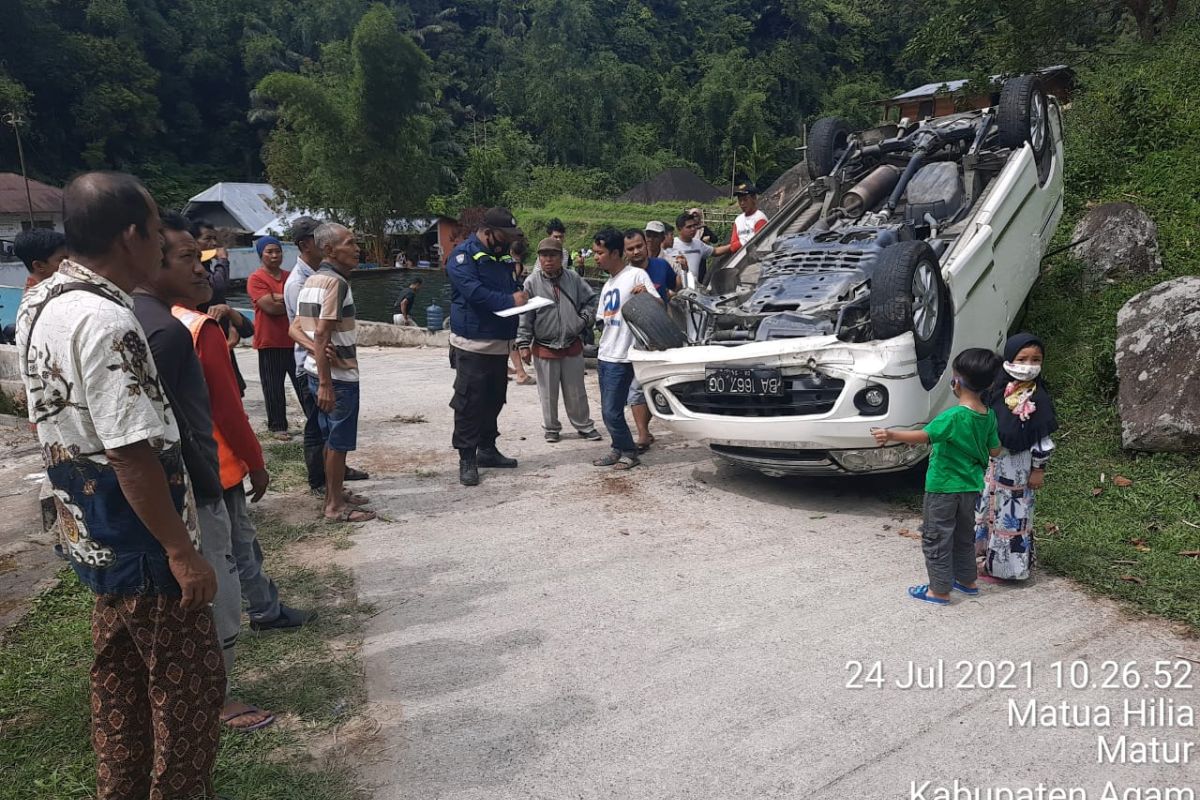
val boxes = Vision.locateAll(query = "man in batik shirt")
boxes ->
[16,172,224,800]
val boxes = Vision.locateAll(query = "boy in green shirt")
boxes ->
[873,349,1003,605]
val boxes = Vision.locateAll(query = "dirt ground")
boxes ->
[0,416,60,634]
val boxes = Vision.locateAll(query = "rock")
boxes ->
[1114,276,1200,452]
[354,320,450,348]
[761,161,811,216]
[1071,202,1162,291]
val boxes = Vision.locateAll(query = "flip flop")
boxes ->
[325,508,376,523]
[515,375,536,385]
[952,581,980,595]
[221,704,276,733]
[343,490,370,506]
[908,584,950,606]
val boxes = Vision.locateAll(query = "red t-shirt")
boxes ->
[246,267,292,349]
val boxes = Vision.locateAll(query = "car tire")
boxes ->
[806,117,852,178]
[622,291,687,351]
[997,75,1049,159]
[870,241,946,359]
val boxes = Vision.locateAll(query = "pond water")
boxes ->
[228,268,451,328]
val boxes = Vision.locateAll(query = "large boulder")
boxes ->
[1114,276,1200,452]
[1071,202,1162,291]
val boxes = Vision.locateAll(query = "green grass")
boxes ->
[0,390,25,418]
[1013,17,1200,630]
[1021,256,1200,629]
[260,440,309,492]
[0,533,370,800]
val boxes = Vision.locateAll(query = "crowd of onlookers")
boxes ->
[11,172,382,798]
[7,168,770,798]
[8,166,1058,796]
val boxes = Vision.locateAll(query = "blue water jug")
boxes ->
[425,303,445,332]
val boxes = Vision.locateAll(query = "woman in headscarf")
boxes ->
[975,333,1058,581]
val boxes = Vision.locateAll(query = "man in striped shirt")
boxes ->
[289,223,375,523]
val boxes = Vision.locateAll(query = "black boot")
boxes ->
[458,448,479,486]
[477,445,518,468]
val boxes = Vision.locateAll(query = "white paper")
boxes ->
[494,296,554,318]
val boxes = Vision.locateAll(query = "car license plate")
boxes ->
[704,367,786,396]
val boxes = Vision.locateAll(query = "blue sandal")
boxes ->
[908,584,950,606]
[952,581,980,596]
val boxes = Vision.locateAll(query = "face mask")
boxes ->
[1004,361,1041,382]
[486,232,512,257]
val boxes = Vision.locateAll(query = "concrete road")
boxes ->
[279,348,1198,800]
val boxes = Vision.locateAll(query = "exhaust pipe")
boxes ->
[838,165,901,219]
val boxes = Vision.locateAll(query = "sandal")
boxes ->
[325,508,376,523]
[593,450,621,467]
[952,580,980,595]
[908,584,950,606]
[515,375,536,385]
[343,490,370,506]
[612,454,640,470]
[221,703,276,733]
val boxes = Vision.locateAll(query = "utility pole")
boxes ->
[3,112,35,226]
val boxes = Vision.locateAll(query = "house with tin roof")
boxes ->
[0,173,63,242]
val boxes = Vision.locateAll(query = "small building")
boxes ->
[183,182,281,241]
[880,66,1075,122]
[0,173,63,242]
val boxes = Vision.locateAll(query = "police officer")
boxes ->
[447,207,530,486]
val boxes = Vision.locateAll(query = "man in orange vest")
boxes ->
[155,214,316,634]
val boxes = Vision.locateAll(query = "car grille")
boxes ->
[670,374,844,417]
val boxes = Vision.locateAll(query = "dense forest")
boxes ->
[0,0,1187,222]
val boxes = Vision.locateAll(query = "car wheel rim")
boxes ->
[1029,92,1046,152]
[911,262,940,341]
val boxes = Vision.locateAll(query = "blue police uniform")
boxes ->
[447,233,520,341]
[445,232,523,469]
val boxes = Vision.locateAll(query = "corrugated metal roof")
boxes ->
[184,182,279,232]
[0,173,62,215]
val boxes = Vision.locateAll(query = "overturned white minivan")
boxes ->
[626,75,1065,476]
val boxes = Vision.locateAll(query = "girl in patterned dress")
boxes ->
[975,333,1058,582]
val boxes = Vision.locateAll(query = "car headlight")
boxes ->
[831,444,928,472]
[852,385,889,416]
[650,389,673,415]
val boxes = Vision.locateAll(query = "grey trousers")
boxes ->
[223,484,281,623]
[922,491,980,594]
[197,497,240,696]
[532,353,595,434]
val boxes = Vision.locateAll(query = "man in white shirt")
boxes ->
[714,181,770,257]
[662,212,714,287]
[592,228,659,470]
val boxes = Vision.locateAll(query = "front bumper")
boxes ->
[629,334,943,475]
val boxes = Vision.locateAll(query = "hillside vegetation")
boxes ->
[1024,15,1200,627]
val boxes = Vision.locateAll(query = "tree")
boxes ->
[256,4,439,258]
